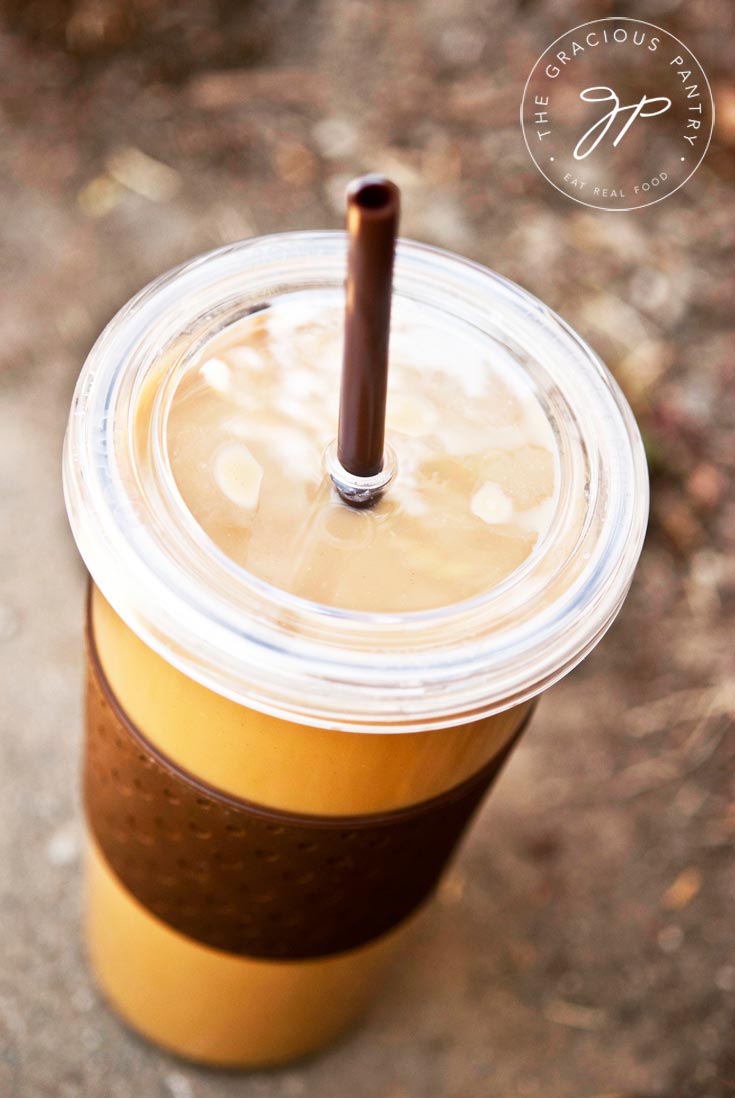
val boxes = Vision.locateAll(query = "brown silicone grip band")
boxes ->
[83,613,533,960]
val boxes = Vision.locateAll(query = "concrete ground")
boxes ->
[0,2,733,1096]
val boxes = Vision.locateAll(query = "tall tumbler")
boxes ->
[63,234,648,1066]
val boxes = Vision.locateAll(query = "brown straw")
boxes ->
[337,175,400,481]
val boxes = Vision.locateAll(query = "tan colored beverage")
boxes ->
[166,301,557,613]
[64,234,648,1068]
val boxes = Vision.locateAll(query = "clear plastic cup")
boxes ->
[63,233,648,1066]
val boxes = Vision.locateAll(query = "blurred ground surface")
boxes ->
[0,1,733,1096]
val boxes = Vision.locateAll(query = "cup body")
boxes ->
[87,585,530,1065]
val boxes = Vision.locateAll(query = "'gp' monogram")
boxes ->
[573,87,672,160]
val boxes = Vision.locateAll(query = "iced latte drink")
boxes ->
[63,233,648,1066]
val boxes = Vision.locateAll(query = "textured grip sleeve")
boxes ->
[84,616,532,960]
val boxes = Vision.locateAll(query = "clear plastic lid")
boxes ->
[63,233,649,732]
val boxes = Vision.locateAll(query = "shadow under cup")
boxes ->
[63,233,648,1066]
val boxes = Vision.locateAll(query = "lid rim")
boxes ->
[63,232,649,731]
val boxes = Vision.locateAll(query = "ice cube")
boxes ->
[200,357,231,394]
[227,346,266,371]
[214,442,263,509]
[471,481,514,525]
